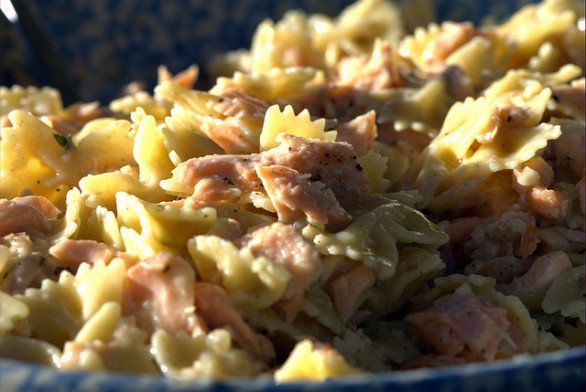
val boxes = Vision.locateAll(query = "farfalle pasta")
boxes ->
[0,0,584,383]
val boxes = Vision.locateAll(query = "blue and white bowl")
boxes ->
[0,1,584,391]
[1,347,584,392]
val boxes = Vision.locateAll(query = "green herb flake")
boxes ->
[53,134,74,149]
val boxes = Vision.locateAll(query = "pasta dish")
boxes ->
[0,0,584,381]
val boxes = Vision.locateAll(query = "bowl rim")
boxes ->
[1,345,584,391]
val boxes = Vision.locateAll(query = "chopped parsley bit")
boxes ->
[224,177,235,186]
[53,133,74,149]
[20,188,33,197]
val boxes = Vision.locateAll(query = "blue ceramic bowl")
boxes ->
[1,347,584,392]
[1,1,584,391]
